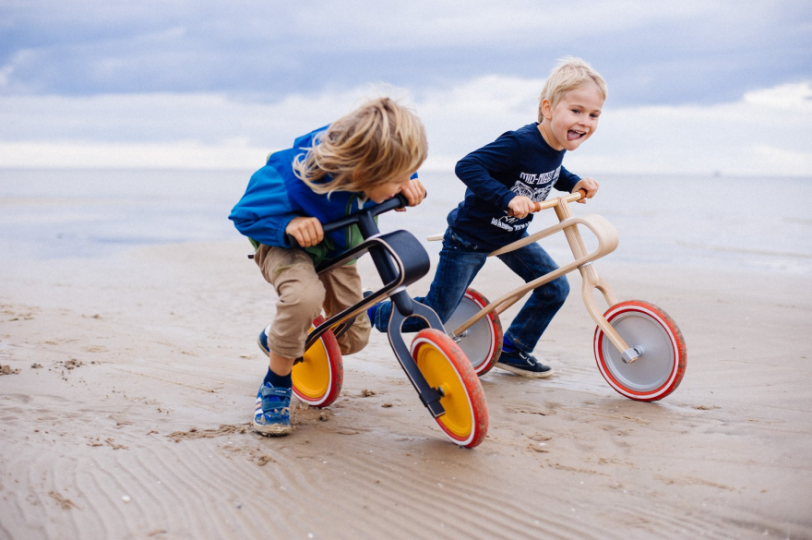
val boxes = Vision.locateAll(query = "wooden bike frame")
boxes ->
[439,192,642,364]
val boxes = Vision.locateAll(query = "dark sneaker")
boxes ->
[257,326,305,365]
[363,289,378,324]
[253,382,292,436]
[257,326,271,356]
[496,349,554,378]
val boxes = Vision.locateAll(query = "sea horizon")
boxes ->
[1,168,811,276]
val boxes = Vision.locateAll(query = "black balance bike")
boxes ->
[254,195,488,448]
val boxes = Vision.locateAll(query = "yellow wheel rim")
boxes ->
[415,342,472,438]
[292,335,330,400]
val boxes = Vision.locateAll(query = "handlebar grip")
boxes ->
[367,192,411,218]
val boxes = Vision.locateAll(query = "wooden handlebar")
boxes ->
[428,189,588,242]
[508,189,587,217]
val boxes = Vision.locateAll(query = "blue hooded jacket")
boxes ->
[229,127,369,265]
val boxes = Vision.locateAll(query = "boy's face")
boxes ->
[364,172,412,204]
[540,82,604,151]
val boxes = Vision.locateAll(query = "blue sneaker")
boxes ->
[258,327,306,366]
[257,326,271,356]
[363,289,378,326]
[253,382,293,436]
[496,349,554,378]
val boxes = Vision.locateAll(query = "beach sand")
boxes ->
[1,238,811,539]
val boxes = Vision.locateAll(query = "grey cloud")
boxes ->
[1,0,810,106]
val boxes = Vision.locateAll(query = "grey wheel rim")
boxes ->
[600,310,675,392]
[446,296,494,371]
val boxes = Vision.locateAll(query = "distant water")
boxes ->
[1,168,811,275]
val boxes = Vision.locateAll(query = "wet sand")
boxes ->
[1,239,811,539]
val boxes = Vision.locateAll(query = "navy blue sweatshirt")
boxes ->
[448,122,581,251]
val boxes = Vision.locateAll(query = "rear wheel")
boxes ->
[292,315,343,408]
[594,301,687,401]
[445,288,502,376]
[411,329,489,448]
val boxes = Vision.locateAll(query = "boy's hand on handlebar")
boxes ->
[395,179,426,212]
[507,195,535,219]
[286,216,324,247]
[572,178,599,204]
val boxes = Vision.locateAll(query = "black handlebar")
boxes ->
[287,193,413,248]
[321,193,409,235]
[257,191,422,322]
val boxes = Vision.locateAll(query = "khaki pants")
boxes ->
[254,244,371,359]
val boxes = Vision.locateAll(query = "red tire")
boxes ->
[445,288,503,376]
[292,315,343,408]
[594,301,687,401]
[411,329,489,448]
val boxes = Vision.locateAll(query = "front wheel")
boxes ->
[292,315,343,408]
[445,288,503,376]
[411,329,489,448]
[594,300,687,401]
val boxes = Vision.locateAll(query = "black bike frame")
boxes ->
[301,195,446,418]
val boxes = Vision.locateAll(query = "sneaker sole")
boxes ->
[257,335,270,357]
[252,419,292,436]
[495,362,554,379]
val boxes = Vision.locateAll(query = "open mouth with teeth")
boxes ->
[567,129,586,141]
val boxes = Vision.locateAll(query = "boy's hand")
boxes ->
[286,216,324,247]
[395,179,426,212]
[572,178,599,204]
[507,195,535,219]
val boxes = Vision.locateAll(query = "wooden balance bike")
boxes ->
[257,195,488,448]
[433,190,687,401]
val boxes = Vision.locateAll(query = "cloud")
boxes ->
[2,0,810,105]
[0,140,267,170]
[744,82,812,109]
[567,81,812,176]
[1,79,810,175]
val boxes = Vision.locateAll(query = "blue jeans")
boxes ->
[372,229,569,353]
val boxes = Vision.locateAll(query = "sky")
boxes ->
[1,0,811,175]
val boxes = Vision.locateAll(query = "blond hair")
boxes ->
[293,97,428,195]
[538,57,607,123]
